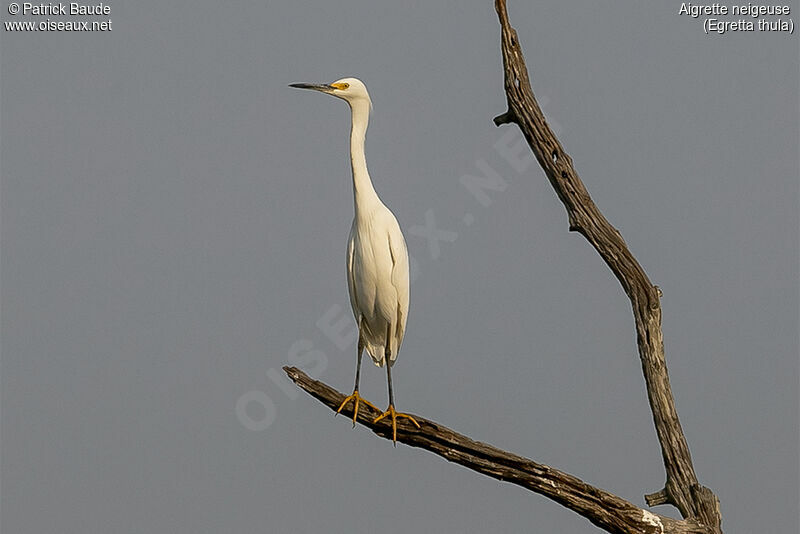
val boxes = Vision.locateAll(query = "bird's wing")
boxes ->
[346,223,360,324]
[387,218,410,358]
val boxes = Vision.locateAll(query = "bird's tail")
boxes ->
[365,343,387,367]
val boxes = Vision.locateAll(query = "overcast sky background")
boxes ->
[2,1,798,533]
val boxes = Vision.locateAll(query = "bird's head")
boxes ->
[290,77,372,110]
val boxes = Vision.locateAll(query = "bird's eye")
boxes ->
[331,82,350,90]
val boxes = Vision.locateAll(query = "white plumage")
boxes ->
[347,207,409,366]
[290,77,418,443]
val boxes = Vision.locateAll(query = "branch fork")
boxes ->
[286,2,723,532]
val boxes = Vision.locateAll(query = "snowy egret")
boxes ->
[290,78,419,443]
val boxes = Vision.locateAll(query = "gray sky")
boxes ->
[2,1,798,533]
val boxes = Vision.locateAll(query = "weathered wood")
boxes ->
[492,1,722,531]
[284,366,709,534]
[286,3,724,532]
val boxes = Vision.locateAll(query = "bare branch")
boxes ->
[492,0,722,531]
[284,366,710,534]
[287,3,725,532]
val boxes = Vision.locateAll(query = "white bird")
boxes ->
[290,77,419,443]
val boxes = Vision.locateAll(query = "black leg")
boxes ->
[384,322,395,406]
[354,331,364,392]
[336,317,377,424]
[373,323,419,444]
[386,359,395,407]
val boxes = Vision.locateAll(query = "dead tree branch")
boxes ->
[492,0,722,531]
[286,2,724,532]
[284,366,709,534]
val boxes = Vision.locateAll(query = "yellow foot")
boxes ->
[372,405,421,444]
[336,390,379,427]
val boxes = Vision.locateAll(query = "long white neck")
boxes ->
[349,99,380,214]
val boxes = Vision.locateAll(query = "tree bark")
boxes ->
[285,2,724,533]
[284,366,708,534]
[492,0,722,531]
